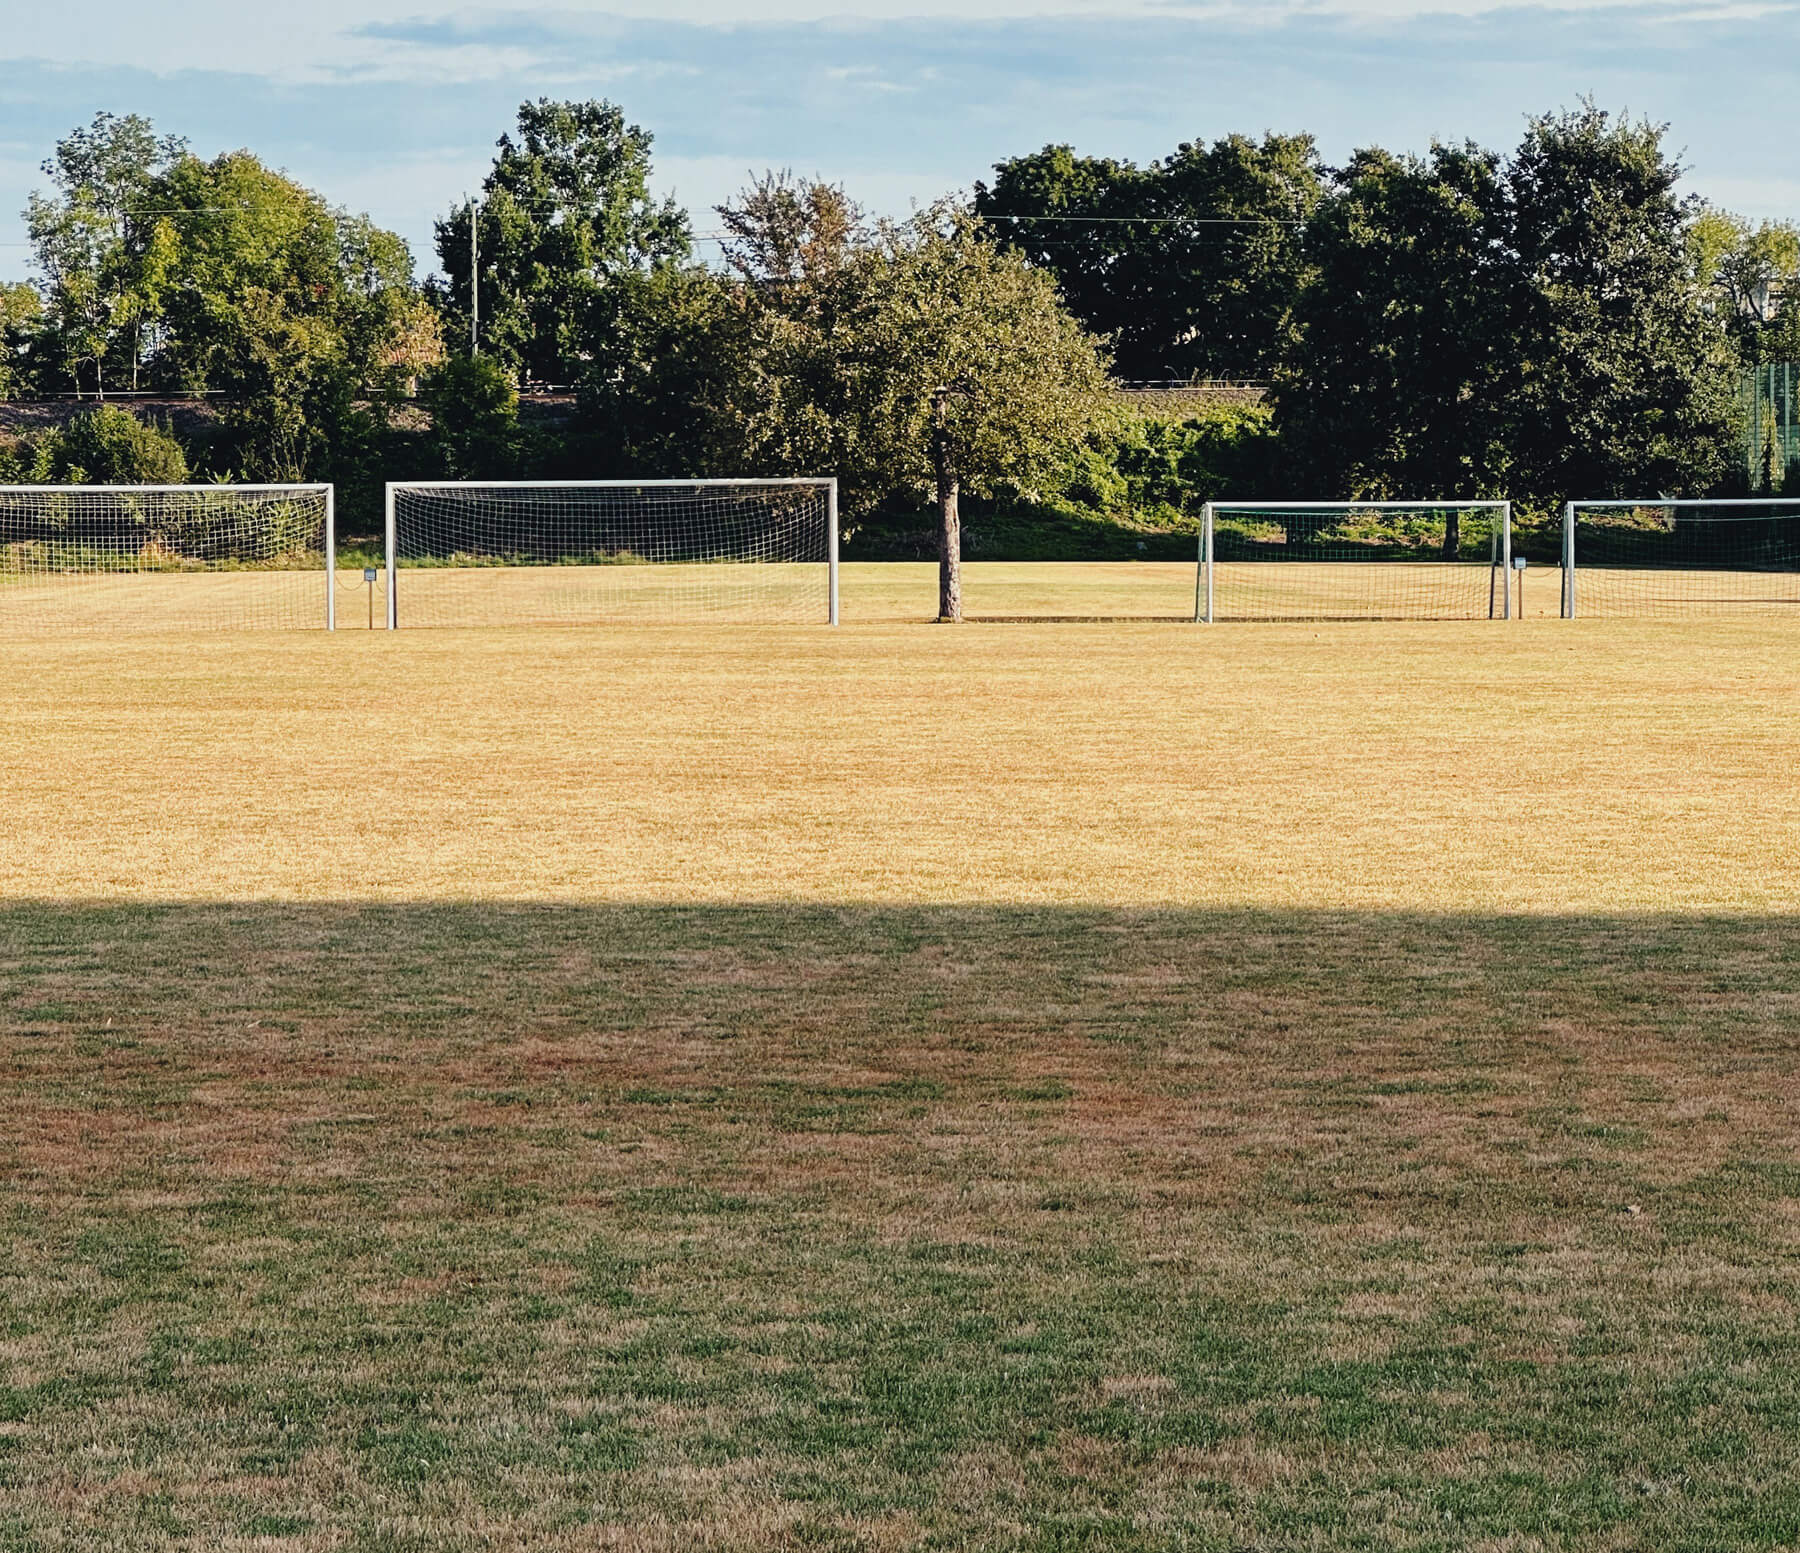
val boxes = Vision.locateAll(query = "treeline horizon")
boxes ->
[2,98,1796,547]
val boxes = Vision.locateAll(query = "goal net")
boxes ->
[1198,501,1512,621]
[1563,499,1800,616]
[384,480,839,628]
[0,484,334,633]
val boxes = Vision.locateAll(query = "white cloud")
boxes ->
[3,0,1797,278]
[4,0,1791,88]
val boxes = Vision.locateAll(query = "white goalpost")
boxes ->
[0,484,336,633]
[383,479,840,629]
[1196,500,1513,622]
[1562,498,1800,616]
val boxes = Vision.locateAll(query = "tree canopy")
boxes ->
[433,99,691,383]
[1273,106,1744,508]
[0,98,1788,537]
[976,133,1321,380]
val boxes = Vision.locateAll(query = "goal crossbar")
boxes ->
[1562,497,1800,617]
[1196,500,1513,622]
[0,482,337,632]
[383,479,839,630]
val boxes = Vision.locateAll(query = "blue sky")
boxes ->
[2,0,1796,284]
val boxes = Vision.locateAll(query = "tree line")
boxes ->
[1,99,1795,602]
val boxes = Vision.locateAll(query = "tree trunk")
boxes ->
[938,472,962,622]
[934,387,961,622]
[1442,510,1460,560]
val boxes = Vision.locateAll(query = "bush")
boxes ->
[418,357,521,479]
[40,406,190,484]
[1059,399,1280,520]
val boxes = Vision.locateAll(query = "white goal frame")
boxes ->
[0,483,337,631]
[1196,500,1513,622]
[1561,497,1800,617]
[382,478,840,629]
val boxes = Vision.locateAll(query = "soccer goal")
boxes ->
[383,479,839,628]
[1196,501,1512,622]
[0,484,335,633]
[1562,499,1800,616]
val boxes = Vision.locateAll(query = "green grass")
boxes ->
[2,903,1800,1549]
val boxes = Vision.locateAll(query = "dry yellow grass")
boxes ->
[2,561,1797,910]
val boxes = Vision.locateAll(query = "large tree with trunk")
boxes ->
[846,207,1111,619]
[576,187,1108,616]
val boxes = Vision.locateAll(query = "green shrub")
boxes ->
[1059,399,1279,520]
[418,356,521,479]
[40,407,190,485]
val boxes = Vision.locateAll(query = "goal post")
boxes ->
[1562,498,1800,616]
[383,479,840,629]
[1196,500,1513,622]
[0,483,336,633]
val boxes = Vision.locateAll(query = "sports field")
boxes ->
[3,562,1800,1549]
[6,556,1799,631]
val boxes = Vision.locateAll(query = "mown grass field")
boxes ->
[3,563,1799,1550]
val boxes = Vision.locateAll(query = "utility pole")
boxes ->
[470,193,480,357]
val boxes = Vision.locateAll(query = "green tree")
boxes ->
[973,146,1147,361]
[1273,107,1742,511]
[577,182,1110,611]
[1507,104,1742,502]
[576,172,863,479]
[434,99,691,382]
[21,115,438,500]
[576,263,746,476]
[132,147,437,482]
[710,172,865,478]
[0,282,41,397]
[1690,208,1800,362]
[847,207,1112,619]
[1270,144,1512,512]
[977,134,1322,380]
[25,112,185,396]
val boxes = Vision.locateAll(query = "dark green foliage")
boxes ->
[575,264,747,477]
[1273,106,1742,510]
[417,357,522,479]
[575,190,1109,526]
[1272,144,1511,500]
[976,134,1322,381]
[5,406,189,485]
[1506,105,1742,503]
[0,100,1783,544]
[432,99,691,384]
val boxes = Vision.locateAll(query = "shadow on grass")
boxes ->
[1,901,1798,1550]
